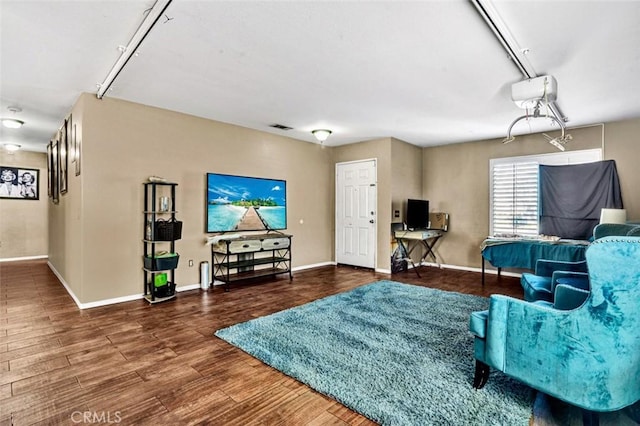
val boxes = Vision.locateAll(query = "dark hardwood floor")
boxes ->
[0,260,523,425]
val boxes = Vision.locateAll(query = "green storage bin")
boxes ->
[154,273,168,287]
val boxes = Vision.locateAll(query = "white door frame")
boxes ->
[335,158,377,269]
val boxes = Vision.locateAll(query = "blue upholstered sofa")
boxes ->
[470,236,640,424]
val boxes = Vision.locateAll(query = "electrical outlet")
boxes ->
[188,259,194,267]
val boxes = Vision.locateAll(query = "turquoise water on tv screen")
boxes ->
[256,206,287,229]
[207,205,286,232]
[207,205,245,232]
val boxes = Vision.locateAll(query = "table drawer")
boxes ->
[261,237,290,250]
[228,239,262,253]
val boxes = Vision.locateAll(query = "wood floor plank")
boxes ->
[0,340,62,365]
[0,259,524,425]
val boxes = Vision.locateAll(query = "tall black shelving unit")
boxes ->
[143,181,179,303]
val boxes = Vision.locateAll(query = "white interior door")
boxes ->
[336,159,377,268]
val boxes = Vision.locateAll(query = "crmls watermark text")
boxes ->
[71,411,122,424]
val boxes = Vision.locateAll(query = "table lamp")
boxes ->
[599,208,627,224]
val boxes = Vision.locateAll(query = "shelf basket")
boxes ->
[144,253,180,270]
[154,218,182,241]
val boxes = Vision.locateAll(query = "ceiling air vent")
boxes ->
[269,123,293,131]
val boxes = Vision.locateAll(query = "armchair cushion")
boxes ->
[521,273,553,302]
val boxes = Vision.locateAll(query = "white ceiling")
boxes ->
[2,0,640,153]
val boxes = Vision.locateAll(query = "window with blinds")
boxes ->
[489,148,602,237]
[491,161,539,236]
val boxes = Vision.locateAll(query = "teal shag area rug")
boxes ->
[215,280,534,425]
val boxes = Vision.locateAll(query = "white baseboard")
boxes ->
[292,261,335,271]
[0,255,48,263]
[48,259,520,310]
[421,261,522,278]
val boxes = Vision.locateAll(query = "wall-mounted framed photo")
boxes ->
[67,114,75,163]
[59,119,68,194]
[0,166,40,200]
[74,123,81,176]
[47,140,53,197]
[52,137,59,204]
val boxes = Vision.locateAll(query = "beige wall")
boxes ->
[50,94,333,304]
[421,123,638,270]
[0,150,48,259]
[390,138,422,222]
[603,119,640,219]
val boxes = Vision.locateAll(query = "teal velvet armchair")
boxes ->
[470,236,640,424]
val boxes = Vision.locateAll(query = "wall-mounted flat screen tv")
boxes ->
[206,173,287,233]
[406,198,429,230]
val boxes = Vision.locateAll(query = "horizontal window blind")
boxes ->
[491,161,539,236]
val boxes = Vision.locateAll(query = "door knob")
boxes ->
[369,219,375,224]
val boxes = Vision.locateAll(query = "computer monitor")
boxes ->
[406,199,429,230]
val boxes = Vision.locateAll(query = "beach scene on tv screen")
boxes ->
[207,173,287,232]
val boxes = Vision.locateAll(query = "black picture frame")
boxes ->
[47,140,53,197]
[68,114,75,163]
[0,165,40,200]
[74,124,81,176]
[59,119,68,194]
[52,138,59,204]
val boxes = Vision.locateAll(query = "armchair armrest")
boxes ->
[483,295,556,370]
[551,271,589,292]
[535,259,587,276]
[553,284,589,310]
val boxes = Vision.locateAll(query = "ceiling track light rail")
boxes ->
[97,0,173,99]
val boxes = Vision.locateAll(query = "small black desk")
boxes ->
[394,229,444,277]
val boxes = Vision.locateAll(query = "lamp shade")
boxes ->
[600,208,627,224]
